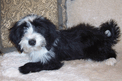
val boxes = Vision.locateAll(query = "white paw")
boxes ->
[105,58,117,66]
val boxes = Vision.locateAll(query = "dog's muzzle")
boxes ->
[28,39,46,47]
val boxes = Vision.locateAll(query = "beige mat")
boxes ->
[0,51,122,81]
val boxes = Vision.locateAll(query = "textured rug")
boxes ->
[0,51,122,81]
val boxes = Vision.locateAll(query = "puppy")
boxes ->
[9,14,120,74]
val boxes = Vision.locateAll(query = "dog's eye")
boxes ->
[26,22,31,27]
[23,27,26,29]
[23,27,28,33]
[24,26,27,29]
[23,27,27,31]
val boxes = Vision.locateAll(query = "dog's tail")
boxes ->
[100,20,121,46]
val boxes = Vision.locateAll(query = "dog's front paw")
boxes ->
[19,63,32,74]
[19,62,42,74]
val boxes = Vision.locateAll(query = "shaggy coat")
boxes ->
[9,14,120,74]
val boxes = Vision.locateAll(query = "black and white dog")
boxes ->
[9,14,120,74]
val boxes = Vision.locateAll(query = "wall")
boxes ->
[66,0,122,52]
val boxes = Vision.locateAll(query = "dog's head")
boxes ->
[9,14,57,53]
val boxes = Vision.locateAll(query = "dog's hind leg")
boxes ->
[105,58,117,66]
[104,48,117,66]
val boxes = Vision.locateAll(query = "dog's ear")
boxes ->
[9,22,24,52]
[45,19,58,50]
[33,17,58,50]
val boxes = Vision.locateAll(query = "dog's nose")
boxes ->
[28,39,36,46]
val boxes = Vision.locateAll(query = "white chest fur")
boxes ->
[29,47,55,64]
[29,47,49,63]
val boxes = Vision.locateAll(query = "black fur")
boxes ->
[0,51,2,54]
[9,22,26,52]
[9,15,120,74]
